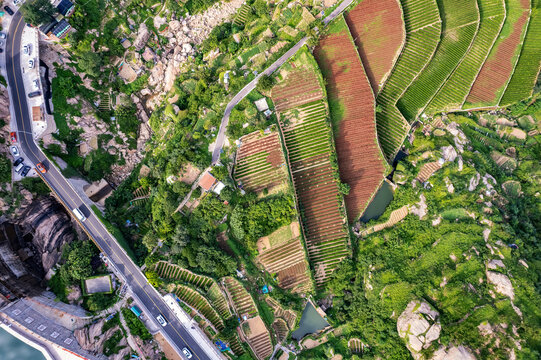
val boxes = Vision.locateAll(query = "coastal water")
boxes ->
[292,302,329,340]
[0,327,46,360]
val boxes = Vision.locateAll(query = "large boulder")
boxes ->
[397,300,441,358]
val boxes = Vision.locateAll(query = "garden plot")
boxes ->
[265,297,297,329]
[234,129,288,195]
[398,0,480,120]
[271,49,325,111]
[256,222,313,293]
[155,261,213,290]
[466,0,531,107]
[314,15,387,221]
[223,277,258,318]
[242,316,273,360]
[500,0,541,105]
[345,0,405,93]
[427,0,506,112]
[373,0,442,161]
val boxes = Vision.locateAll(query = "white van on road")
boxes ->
[73,207,86,222]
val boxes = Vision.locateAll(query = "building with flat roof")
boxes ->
[56,0,75,17]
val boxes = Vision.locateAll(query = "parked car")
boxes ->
[10,132,17,143]
[28,59,34,69]
[0,40,4,47]
[13,157,24,167]
[21,166,31,177]
[0,33,6,39]
[3,6,14,15]
[23,45,29,54]
[182,347,193,359]
[156,314,167,327]
[10,146,19,157]
[13,0,22,5]
[14,158,24,174]
[28,91,41,98]
[0,49,4,53]
[33,79,39,89]
[36,162,47,174]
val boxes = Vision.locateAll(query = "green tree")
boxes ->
[145,270,162,288]
[78,51,103,77]
[115,105,139,137]
[0,154,11,183]
[67,242,94,281]
[256,74,275,92]
[20,0,56,26]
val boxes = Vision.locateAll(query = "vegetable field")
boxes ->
[466,0,531,107]
[398,0,480,120]
[223,277,258,318]
[234,129,288,195]
[426,0,506,112]
[314,15,387,220]
[374,0,442,160]
[256,223,312,293]
[155,261,213,290]
[174,285,225,331]
[500,0,541,105]
[345,0,405,93]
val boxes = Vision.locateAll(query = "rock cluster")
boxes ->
[147,0,245,108]
[75,318,130,360]
[397,300,442,357]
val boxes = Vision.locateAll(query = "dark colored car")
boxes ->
[0,49,3,53]
[3,6,14,15]
[13,157,24,167]
[21,165,31,177]
[28,91,41,98]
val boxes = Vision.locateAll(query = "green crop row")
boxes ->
[500,4,541,105]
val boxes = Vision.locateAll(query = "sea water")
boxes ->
[0,327,46,360]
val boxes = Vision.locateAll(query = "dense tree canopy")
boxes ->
[20,0,56,26]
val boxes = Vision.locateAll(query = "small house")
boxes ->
[56,0,75,17]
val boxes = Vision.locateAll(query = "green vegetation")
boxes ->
[398,0,479,120]
[121,307,152,340]
[375,0,442,160]
[103,330,124,356]
[0,154,11,184]
[20,0,56,26]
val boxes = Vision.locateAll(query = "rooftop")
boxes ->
[199,171,217,192]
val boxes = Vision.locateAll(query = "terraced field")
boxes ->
[500,0,541,105]
[466,0,531,107]
[374,0,442,160]
[314,15,387,220]
[426,0,506,112]
[234,128,288,195]
[277,100,350,285]
[345,0,405,93]
[272,48,350,286]
[223,277,258,318]
[256,223,313,293]
[174,285,225,331]
[398,0,480,120]
[271,66,324,111]
[155,261,213,290]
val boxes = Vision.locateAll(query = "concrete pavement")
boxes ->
[5,11,220,360]
[211,0,355,164]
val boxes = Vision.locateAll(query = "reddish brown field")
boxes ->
[314,30,386,222]
[467,0,530,104]
[345,0,405,93]
[271,68,324,111]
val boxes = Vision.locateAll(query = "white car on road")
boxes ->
[10,146,19,157]
[28,59,34,69]
[156,314,167,327]
[182,347,192,359]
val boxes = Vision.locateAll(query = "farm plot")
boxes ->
[277,100,350,286]
[345,0,405,93]
[155,261,213,291]
[243,316,273,360]
[206,283,232,320]
[234,4,251,26]
[466,0,531,107]
[256,222,313,293]
[314,15,387,221]
[374,0,442,160]
[234,129,288,195]
[426,0,506,113]
[174,285,225,331]
[500,2,541,105]
[397,0,480,120]
[265,297,297,329]
[223,277,258,318]
[271,67,324,112]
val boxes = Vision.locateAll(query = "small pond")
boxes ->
[360,181,394,223]
[291,302,329,340]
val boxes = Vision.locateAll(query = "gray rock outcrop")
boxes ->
[397,300,441,358]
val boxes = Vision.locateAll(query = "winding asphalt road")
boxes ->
[211,0,355,164]
[5,12,217,360]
